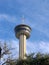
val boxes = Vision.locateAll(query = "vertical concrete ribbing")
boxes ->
[19,34,26,59]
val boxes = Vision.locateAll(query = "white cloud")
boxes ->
[27,41,49,54]
[39,41,49,53]
[0,14,17,23]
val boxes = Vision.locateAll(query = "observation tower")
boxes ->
[14,21,31,59]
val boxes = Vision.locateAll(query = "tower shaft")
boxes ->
[19,34,26,59]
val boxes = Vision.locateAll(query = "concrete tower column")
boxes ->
[19,34,26,59]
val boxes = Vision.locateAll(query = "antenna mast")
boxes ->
[22,15,25,24]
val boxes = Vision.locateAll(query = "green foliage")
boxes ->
[16,53,49,65]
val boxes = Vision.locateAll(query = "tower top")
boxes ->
[14,24,31,39]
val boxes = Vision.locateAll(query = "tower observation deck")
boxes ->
[14,24,31,59]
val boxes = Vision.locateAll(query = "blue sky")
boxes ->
[0,0,49,58]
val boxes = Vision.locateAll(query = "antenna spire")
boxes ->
[22,15,25,24]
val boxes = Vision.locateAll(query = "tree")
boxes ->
[0,47,2,58]
[0,41,15,65]
[16,53,49,65]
